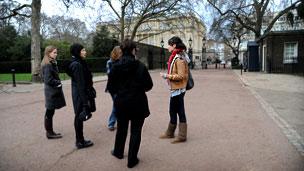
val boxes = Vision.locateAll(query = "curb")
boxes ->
[234,70,304,156]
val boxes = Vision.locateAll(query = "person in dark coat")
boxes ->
[66,43,96,149]
[106,39,153,168]
[41,45,66,139]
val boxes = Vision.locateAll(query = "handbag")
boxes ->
[186,69,194,90]
[87,87,96,112]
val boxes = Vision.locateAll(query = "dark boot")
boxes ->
[171,123,187,144]
[159,123,177,139]
[127,158,139,168]
[76,139,94,149]
[44,116,62,139]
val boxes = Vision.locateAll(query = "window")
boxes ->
[283,42,298,64]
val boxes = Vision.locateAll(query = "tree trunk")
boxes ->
[31,0,41,82]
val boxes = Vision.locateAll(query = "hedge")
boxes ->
[0,58,108,73]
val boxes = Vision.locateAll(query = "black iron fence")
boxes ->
[0,43,170,74]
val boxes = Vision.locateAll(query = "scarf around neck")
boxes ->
[167,48,183,74]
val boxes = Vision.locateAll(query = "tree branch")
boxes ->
[0,4,31,20]
[104,0,121,20]
[260,0,301,40]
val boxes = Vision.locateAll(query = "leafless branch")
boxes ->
[0,4,31,20]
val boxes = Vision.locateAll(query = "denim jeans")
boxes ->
[108,93,117,128]
[169,92,186,124]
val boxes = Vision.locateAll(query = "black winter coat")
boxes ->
[67,57,95,114]
[106,55,153,119]
[42,62,66,110]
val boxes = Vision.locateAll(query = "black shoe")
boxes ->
[108,126,115,131]
[127,158,139,168]
[46,132,62,139]
[111,150,123,159]
[79,111,92,122]
[76,140,94,149]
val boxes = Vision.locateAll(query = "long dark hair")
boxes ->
[168,36,187,50]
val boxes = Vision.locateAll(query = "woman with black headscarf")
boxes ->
[66,43,96,149]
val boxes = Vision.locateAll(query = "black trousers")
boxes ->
[74,112,84,142]
[45,109,55,132]
[45,109,55,118]
[113,118,145,162]
[169,92,187,124]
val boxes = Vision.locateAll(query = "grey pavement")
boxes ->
[0,69,304,171]
[235,70,304,156]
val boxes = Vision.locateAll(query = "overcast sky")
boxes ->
[17,0,107,30]
[16,0,285,32]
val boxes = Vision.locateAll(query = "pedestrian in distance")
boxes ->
[159,36,190,144]
[105,46,122,131]
[66,43,96,149]
[41,45,66,139]
[106,39,153,168]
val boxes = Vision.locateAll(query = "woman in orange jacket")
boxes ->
[160,36,190,143]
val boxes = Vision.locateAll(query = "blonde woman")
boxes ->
[105,46,122,131]
[41,45,66,139]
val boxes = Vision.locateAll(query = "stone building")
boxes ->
[99,15,207,69]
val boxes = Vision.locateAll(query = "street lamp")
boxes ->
[231,36,239,67]
[188,38,193,69]
[202,36,207,69]
[188,38,192,48]
[160,38,164,69]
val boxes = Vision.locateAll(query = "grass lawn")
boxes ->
[0,73,105,82]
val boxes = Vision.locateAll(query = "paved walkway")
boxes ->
[0,69,303,170]
[235,70,304,156]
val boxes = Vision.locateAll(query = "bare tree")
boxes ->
[0,0,42,82]
[41,15,88,43]
[102,0,188,42]
[206,0,302,40]
[1,0,90,82]
[31,0,42,82]
[210,14,248,60]
[0,0,31,21]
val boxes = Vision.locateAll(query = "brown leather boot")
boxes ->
[159,123,176,139]
[45,116,62,139]
[171,123,187,144]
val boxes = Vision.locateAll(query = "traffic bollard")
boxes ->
[11,69,16,87]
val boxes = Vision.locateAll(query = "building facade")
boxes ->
[240,10,304,72]
[259,30,304,74]
[99,15,207,69]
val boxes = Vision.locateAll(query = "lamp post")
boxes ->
[232,36,239,67]
[112,34,116,47]
[160,38,164,69]
[202,36,207,69]
[188,38,193,69]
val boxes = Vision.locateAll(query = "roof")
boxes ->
[247,41,258,46]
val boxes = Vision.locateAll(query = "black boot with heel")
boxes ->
[45,115,62,139]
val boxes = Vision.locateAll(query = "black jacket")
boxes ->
[66,56,94,114]
[42,62,66,109]
[106,55,153,119]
